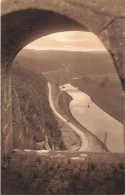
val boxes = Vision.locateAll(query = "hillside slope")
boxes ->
[12,62,66,150]
[16,49,115,76]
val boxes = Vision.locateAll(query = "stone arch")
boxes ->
[1,0,124,160]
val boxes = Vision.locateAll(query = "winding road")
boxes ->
[48,82,88,151]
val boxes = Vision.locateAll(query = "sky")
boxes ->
[24,31,107,52]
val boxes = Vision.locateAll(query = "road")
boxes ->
[42,69,65,75]
[48,82,88,151]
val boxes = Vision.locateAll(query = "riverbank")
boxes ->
[49,82,109,153]
[59,83,124,153]
[71,77,123,123]
[48,82,81,151]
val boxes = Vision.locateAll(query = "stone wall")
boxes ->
[2,151,125,194]
[1,70,13,160]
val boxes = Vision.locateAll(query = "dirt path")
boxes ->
[48,82,88,151]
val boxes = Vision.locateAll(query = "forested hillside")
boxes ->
[16,49,114,76]
[12,61,66,150]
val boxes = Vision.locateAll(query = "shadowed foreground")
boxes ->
[2,151,125,195]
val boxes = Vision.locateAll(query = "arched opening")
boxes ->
[12,31,124,154]
[1,6,124,160]
[1,9,86,70]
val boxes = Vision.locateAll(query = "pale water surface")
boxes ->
[60,84,124,153]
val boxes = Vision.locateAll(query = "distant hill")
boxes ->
[16,49,116,76]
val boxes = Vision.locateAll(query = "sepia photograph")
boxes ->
[1,0,125,194]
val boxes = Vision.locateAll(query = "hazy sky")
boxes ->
[24,31,106,52]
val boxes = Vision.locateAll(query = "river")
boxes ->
[48,82,88,151]
[60,83,124,153]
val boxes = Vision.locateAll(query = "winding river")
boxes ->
[60,84,124,153]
